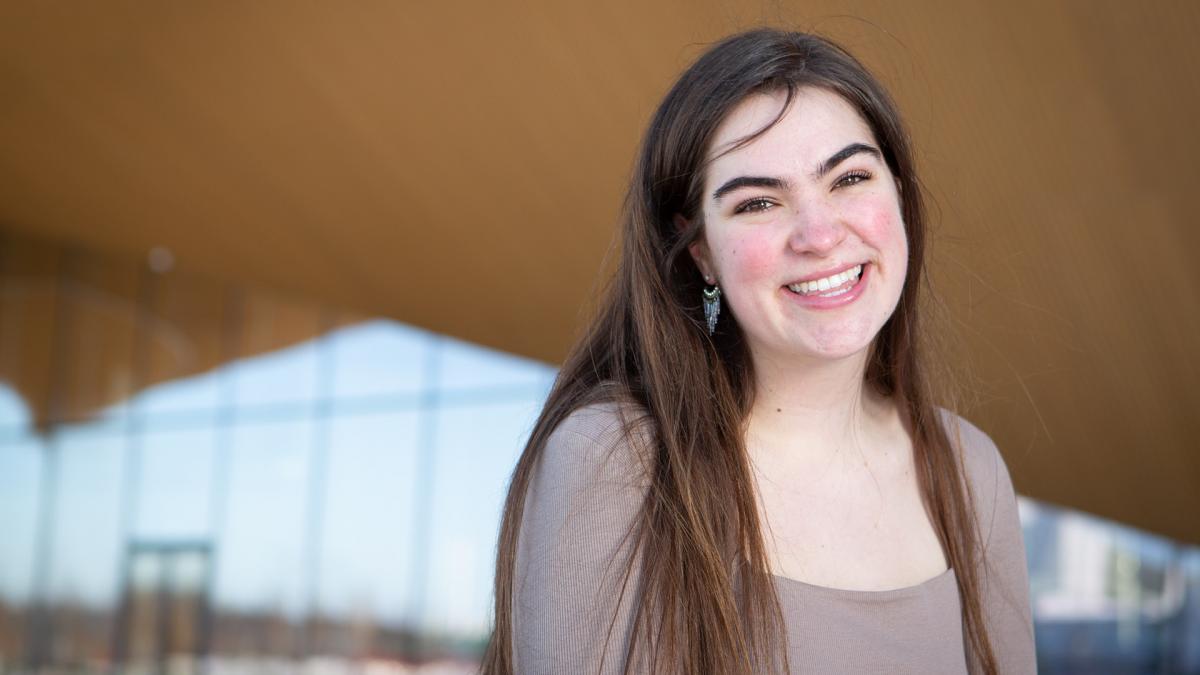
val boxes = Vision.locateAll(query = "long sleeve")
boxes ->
[511,403,651,674]
[951,413,1039,674]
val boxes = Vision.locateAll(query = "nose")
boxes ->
[786,202,849,255]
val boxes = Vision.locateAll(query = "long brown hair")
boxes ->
[483,28,997,674]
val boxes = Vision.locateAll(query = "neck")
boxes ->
[745,346,894,464]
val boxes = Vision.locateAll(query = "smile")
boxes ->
[782,262,871,309]
[786,264,864,297]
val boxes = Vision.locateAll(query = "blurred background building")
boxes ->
[1,2,1198,673]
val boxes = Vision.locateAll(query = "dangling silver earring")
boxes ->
[702,283,721,336]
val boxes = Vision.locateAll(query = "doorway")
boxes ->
[113,541,213,675]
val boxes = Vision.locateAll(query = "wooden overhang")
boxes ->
[1,2,1197,545]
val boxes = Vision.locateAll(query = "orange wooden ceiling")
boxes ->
[1,2,1197,544]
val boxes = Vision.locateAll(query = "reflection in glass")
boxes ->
[126,553,163,667]
[135,429,216,541]
[0,435,43,664]
[1021,499,1200,672]
[134,372,223,420]
[438,334,556,393]
[119,544,211,675]
[315,410,421,657]
[0,436,43,606]
[50,427,125,609]
[230,343,321,410]
[329,321,428,400]
[0,385,32,435]
[36,426,126,669]
[212,417,313,656]
[424,399,544,644]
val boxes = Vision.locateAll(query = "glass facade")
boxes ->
[0,235,556,672]
[0,235,1198,673]
[0,314,553,673]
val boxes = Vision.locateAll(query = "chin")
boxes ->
[772,337,874,363]
[810,344,873,361]
[796,330,879,360]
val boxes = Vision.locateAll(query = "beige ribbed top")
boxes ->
[511,402,1037,674]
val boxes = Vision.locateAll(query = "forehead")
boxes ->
[706,87,877,180]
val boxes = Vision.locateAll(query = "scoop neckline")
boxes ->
[770,566,956,602]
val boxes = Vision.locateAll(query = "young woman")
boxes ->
[483,28,1036,674]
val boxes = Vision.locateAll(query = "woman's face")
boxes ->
[687,87,908,366]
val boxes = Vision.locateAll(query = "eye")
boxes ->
[833,170,872,189]
[734,197,776,214]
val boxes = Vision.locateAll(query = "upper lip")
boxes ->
[786,262,867,285]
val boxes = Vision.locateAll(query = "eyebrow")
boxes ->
[813,142,881,180]
[710,142,882,203]
[711,176,790,202]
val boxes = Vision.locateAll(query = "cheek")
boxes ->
[861,204,895,237]
[717,231,777,283]
[865,205,910,296]
[856,198,908,257]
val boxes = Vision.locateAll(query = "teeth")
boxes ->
[788,264,863,296]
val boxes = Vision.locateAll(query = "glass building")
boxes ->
[1,232,1198,674]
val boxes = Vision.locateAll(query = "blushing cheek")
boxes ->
[723,231,776,284]
[862,205,901,244]
[869,207,910,288]
[844,198,901,257]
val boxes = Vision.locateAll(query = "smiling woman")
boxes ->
[685,88,909,364]
[483,28,1035,675]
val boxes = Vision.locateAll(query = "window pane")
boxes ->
[1023,499,1200,672]
[135,428,216,541]
[0,385,33,437]
[422,398,543,646]
[329,320,428,400]
[135,371,224,419]
[0,436,42,607]
[0,434,43,663]
[50,426,125,607]
[40,427,126,667]
[314,410,421,656]
[214,419,312,623]
[438,336,555,393]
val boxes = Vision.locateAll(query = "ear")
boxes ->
[689,242,714,283]
[672,213,690,235]
[675,214,715,283]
